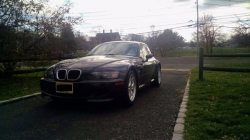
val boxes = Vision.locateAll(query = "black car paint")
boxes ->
[40,41,161,100]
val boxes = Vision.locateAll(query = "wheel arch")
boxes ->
[157,62,161,69]
[128,66,139,90]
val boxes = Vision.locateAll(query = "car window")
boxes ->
[139,44,149,61]
[144,44,152,55]
[87,42,139,56]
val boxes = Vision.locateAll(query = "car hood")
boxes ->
[53,55,136,71]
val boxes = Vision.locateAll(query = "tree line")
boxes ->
[1,0,249,75]
[125,14,249,56]
[123,29,185,57]
[190,14,250,54]
[0,0,87,74]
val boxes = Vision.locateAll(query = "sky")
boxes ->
[49,0,250,41]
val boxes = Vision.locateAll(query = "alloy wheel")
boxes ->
[128,74,136,101]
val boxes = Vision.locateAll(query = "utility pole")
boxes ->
[150,25,156,55]
[197,0,203,80]
[196,0,199,50]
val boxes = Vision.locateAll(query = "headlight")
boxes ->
[44,68,54,79]
[101,71,119,79]
[87,71,119,80]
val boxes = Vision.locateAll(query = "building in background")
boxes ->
[95,30,121,45]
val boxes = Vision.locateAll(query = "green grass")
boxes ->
[0,52,88,101]
[20,60,58,69]
[0,53,89,101]
[173,48,199,57]
[207,63,250,68]
[171,48,250,57]
[75,52,88,57]
[61,52,88,58]
[0,72,44,101]
[184,63,250,140]
[211,48,250,54]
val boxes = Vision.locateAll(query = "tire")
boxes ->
[151,66,161,87]
[121,70,137,107]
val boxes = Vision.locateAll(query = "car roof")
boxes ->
[103,41,145,45]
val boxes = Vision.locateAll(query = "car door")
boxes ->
[138,44,153,85]
[143,44,155,81]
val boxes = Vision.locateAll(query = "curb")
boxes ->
[0,92,41,106]
[172,76,190,140]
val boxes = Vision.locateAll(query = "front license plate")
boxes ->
[56,82,73,94]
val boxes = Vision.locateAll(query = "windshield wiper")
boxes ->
[86,54,94,56]
[104,54,115,55]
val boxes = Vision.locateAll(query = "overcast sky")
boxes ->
[49,0,250,41]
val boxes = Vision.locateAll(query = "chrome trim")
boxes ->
[57,69,67,80]
[67,69,82,81]
[139,84,146,88]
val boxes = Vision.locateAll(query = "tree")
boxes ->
[146,25,161,55]
[0,0,43,73]
[123,34,145,42]
[60,23,76,53]
[0,0,82,74]
[189,41,196,48]
[156,29,185,57]
[194,14,221,54]
[75,33,88,51]
[231,23,250,47]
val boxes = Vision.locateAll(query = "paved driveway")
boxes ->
[0,57,192,140]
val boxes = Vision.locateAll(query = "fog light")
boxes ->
[115,82,124,86]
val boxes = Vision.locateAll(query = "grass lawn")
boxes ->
[0,72,43,101]
[75,52,88,57]
[171,47,250,57]
[61,52,88,58]
[0,53,89,101]
[20,60,59,69]
[184,63,250,140]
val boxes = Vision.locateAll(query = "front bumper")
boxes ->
[40,78,125,100]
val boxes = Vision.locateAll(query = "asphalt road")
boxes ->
[0,57,191,140]
[157,57,198,69]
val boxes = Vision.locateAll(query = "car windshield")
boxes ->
[87,42,139,56]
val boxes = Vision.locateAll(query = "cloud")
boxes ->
[69,0,249,41]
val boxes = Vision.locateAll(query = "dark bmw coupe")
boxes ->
[40,41,161,106]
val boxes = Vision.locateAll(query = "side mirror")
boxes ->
[146,54,153,61]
